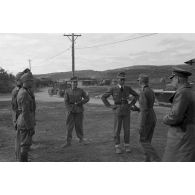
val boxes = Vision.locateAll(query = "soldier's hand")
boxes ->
[131,105,140,112]
[110,105,117,110]
[76,102,83,106]
[14,123,17,131]
[30,129,35,136]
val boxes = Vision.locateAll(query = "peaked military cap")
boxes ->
[20,72,34,82]
[70,76,78,82]
[169,67,192,79]
[117,72,126,79]
[184,58,195,66]
[137,74,149,83]
[15,72,23,81]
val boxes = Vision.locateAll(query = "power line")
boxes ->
[41,47,71,63]
[76,33,158,50]
[31,33,158,68]
[34,34,157,64]
[32,47,71,68]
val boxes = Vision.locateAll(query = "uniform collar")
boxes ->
[23,86,28,90]
[117,84,125,88]
[141,85,148,91]
[71,87,78,90]
[176,83,191,92]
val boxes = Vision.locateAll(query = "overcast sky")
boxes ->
[1,33,195,75]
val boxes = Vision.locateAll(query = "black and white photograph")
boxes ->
[0,33,194,162]
[0,1,195,195]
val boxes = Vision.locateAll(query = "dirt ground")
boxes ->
[0,89,169,162]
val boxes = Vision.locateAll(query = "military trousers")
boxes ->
[140,141,161,162]
[139,111,160,161]
[66,112,84,143]
[15,129,33,162]
[114,113,130,145]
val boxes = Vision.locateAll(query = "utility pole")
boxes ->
[28,59,32,71]
[63,33,81,77]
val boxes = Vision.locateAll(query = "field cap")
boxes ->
[137,74,149,83]
[169,68,192,79]
[70,76,78,82]
[15,72,23,81]
[117,72,126,79]
[20,72,34,82]
[23,68,31,74]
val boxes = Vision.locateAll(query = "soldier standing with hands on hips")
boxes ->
[101,72,139,154]
[64,76,90,147]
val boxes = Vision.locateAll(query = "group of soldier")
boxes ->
[11,67,195,162]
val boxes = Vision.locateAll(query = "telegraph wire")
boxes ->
[31,33,159,68]
[32,47,71,68]
[76,33,158,50]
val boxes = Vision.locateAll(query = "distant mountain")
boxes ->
[36,70,102,80]
[35,64,195,87]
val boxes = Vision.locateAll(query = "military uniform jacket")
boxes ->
[64,88,89,113]
[163,84,195,161]
[11,86,20,126]
[138,85,156,133]
[101,85,138,116]
[16,87,36,130]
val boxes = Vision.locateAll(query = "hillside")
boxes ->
[35,64,195,88]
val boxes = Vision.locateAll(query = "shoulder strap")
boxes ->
[23,87,34,100]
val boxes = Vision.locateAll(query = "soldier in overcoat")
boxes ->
[16,72,36,162]
[163,68,195,162]
[11,72,23,131]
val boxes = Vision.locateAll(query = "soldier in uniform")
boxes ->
[22,69,36,137]
[64,76,90,147]
[163,68,195,162]
[11,72,23,131]
[16,72,36,162]
[101,72,139,154]
[137,74,160,162]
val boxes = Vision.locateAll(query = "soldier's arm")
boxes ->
[128,87,139,107]
[33,95,36,112]
[64,90,70,106]
[81,90,90,104]
[163,92,189,125]
[11,88,17,110]
[20,93,32,129]
[101,87,113,107]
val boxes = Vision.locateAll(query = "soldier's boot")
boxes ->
[115,145,122,154]
[79,138,89,145]
[143,154,151,162]
[124,144,132,153]
[62,142,71,148]
[20,153,28,162]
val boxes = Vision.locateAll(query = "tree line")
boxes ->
[0,67,15,93]
[0,67,54,93]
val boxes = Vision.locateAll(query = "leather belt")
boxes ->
[115,101,128,105]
